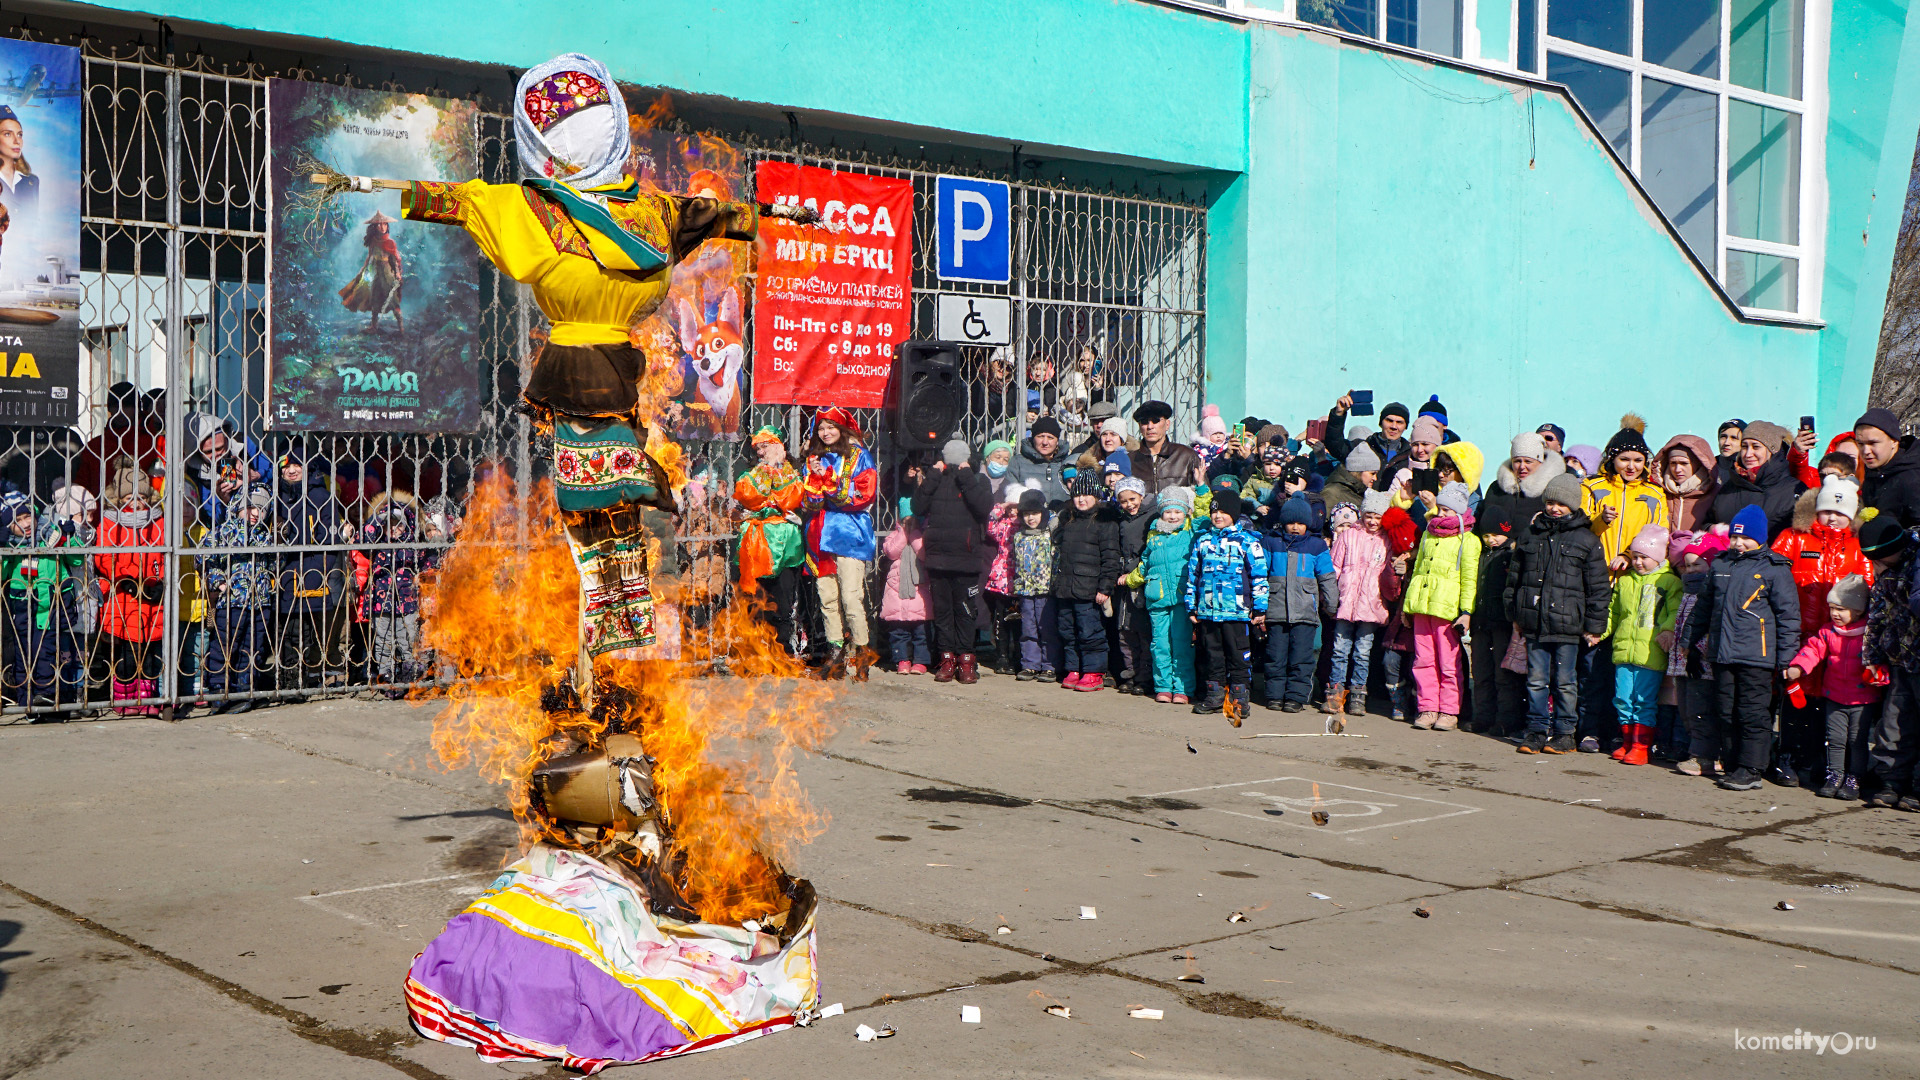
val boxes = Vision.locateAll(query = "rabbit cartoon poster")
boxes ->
[628,122,752,443]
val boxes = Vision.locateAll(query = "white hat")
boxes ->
[1361,488,1392,516]
[1001,479,1029,505]
[1510,431,1546,463]
[1099,416,1128,439]
[1437,481,1472,515]
[1816,475,1860,520]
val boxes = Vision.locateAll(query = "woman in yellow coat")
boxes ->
[1583,414,1666,574]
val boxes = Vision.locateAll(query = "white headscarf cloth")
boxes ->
[514,53,631,190]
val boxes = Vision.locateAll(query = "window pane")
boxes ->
[1519,0,1541,72]
[1640,78,1719,265]
[1730,0,1803,98]
[1385,0,1463,55]
[1548,53,1631,158]
[1644,0,1719,77]
[1728,100,1801,244]
[1298,0,1378,38]
[1548,0,1629,55]
[1726,250,1799,310]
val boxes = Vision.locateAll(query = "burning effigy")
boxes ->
[304,53,833,1071]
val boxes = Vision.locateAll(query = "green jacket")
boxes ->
[1609,564,1684,670]
[1125,518,1196,612]
[1402,528,1482,622]
[3,540,84,629]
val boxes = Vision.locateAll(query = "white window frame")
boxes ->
[1212,0,1829,323]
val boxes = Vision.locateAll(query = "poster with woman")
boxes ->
[266,81,480,432]
[0,39,82,428]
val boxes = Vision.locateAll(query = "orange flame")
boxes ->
[420,474,836,923]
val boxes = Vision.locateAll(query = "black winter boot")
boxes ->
[1192,682,1224,715]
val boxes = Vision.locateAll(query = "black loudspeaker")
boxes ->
[888,341,963,450]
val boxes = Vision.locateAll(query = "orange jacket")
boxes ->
[94,511,168,642]
[1771,522,1873,634]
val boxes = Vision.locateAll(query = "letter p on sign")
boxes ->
[936,175,1011,285]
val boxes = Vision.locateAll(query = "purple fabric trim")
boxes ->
[409,911,686,1060]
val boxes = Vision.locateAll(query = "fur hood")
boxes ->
[1789,487,1861,534]
[1495,449,1567,499]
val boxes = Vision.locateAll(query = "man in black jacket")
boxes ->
[912,440,994,684]
[1705,420,1804,538]
[1322,392,1409,476]
[1505,473,1610,755]
[1855,407,1920,527]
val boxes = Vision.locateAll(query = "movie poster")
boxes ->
[266,81,480,432]
[0,40,82,428]
[628,119,750,443]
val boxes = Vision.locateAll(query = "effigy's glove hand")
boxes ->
[763,201,823,226]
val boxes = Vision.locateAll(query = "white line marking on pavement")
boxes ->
[298,871,495,900]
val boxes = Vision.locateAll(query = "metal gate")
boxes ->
[0,29,1205,721]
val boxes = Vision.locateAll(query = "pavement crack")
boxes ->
[0,877,450,1080]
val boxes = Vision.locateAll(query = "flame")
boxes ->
[420,474,835,924]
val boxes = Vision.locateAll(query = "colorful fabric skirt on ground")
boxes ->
[406,845,819,1073]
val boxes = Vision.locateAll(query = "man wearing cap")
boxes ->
[1855,407,1920,528]
[1009,417,1072,506]
[1860,515,1920,809]
[1707,420,1804,537]
[1536,424,1566,457]
[912,440,994,684]
[1324,391,1409,477]
[1717,420,1747,464]
[1127,400,1201,495]
[1071,401,1123,458]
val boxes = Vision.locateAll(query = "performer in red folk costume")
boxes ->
[313,53,827,1071]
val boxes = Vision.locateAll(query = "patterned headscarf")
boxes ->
[515,54,631,190]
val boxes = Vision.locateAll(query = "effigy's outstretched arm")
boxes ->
[306,168,823,226]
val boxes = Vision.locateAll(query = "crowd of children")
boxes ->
[821,395,1920,807]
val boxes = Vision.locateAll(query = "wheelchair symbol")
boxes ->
[960,299,990,341]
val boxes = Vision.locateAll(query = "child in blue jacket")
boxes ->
[1261,494,1337,711]
[1185,489,1268,722]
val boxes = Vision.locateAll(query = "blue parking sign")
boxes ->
[936,175,1011,284]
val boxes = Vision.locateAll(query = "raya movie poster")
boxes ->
[628,118,750,444]
[0,39,82,428]
[266,80,481,432]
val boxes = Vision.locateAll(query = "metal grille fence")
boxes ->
[0,30,1205,720]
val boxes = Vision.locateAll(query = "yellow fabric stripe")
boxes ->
[466,889,738,1039]
[549,321,635,346]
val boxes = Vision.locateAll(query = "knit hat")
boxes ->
[1279,493,1313,526]
[983,438,1013,461]
[1132,400,1174,424]
[1099,416,1128,440]
[1628,523,1671,563]
[1682,529,1730,562]
[1069,472,1103,498]
[1475,501,1513,537]
[1017,487,1047,516]
[1666,529,1696,566]
[942,438,970,466]
[1199,404,1227,440]
[0,491,31,530]
[1564,445,1601,477]
[1815,475,1860,520]
[51,484,94,520]
[1542,472,1583,508]
[1260,444,1289,466]
[1829,573,1870,614]
[1410,416,1445,447]
[1859,515,1913,561]
[1360,488,1392,516]
[1729,504,1770,543]
[1436,481,1472,515]
[1103,450,1133,477]
[1115,476,1147,499]
[1159,485,1195,514]
[1509,431,1547,463]
[1344,444,1382,473]
[1211,488,1242,519]
[1280,458,1311,487]
[1535,423,1565,446]
[1029,417,1062,439]
[1603,413,1651,462]
[1417,395,1447,424]
[1380,401,1410,425]
[1741,420,1792,454]
[247,483,274,510]
[1856,407,1903,440]
[1329,503,1359,530]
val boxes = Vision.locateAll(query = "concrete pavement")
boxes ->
[2,670,1916,1078]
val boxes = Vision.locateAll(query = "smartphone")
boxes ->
[1233,422,1247,440]
[1800,415,1816,431]
[1351,390,1374,404]
[1412,467,1440,497]
[1351,400,1375,416]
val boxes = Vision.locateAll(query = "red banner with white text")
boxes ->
[751,162,912,408]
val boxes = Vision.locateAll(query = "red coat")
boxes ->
[1770,519,1873,635]
[94,510,167,642]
